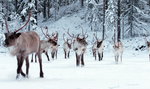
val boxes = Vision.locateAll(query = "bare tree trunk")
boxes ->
[1,0,4,31]
[15,0,18,13]
[47,0,51,18]
[130,0,133,37]
[80,0,84,7]
[122,17,124,39]
[43,0,47,18]
[128,0,134,37]
[114,20,117,43]
[117,0,121,42]
[35,0,38,25]
[102,0,107,40]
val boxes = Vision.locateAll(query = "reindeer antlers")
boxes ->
[66,28,75,38]
[41,26,51,39]
[93,33,98,41]
[4,17,10,33]
[79,25,88,39]
[4,11,31,33]
[15,11,32,33]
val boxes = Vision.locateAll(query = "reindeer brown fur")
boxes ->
[3,12,44,78]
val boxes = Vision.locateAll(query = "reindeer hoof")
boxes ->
[40,72,44,78]
[76,64,80,67]
[16,74,21,79]
[25,75,29,78]
[21,72,26,77]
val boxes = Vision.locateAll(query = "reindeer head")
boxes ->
[113,41,123,49]
[93,33,103,48]
[4,32,21,47]
[66,27,88,52]
[52,31,58,42]
[41,27,58,46]
[48,38,57,46]
[97,40,103,48]
[63,33,72,49]
[76,34,88,46]
[3,12,31,47]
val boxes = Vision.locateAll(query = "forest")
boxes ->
[0,0,150,41]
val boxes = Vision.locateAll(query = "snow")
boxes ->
[0,41,150,89]
[1,34,150,89]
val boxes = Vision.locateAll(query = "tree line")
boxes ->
[0,0,150,41]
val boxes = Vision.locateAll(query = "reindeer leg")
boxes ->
[37,52,44,78]
[81,54,84,66]
[100,53,102,61]
[55,50,57,59]
[16,55,25,79]
[45,52,50,61]
[116,55,119,64]
[94,51,96,60]
[76,53,80,66]
[25,56,29,78]
[64,49,66,59]
[98,52,101,61]
[35,53,37,63]
[31,54,33,62]
[20,70,26,77]
[68,51,70,59]
[101,52,103,61]
[115,55,117,63]
[149,54,150,62]
[51,52,55,60]
[52,52,55,59]
[17,56,25,77]
[120,53,122,62]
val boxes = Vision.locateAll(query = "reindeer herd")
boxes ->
[2,12,150,79]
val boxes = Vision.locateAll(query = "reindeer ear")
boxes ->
[15,33,21,38]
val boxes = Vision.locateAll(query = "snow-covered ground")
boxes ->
[1,9,150,89]
[0,42,150,89]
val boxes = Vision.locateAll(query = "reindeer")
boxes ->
[67,28,88,66]
[31,27,59,62]
[50,31,59,59]
[44,28,59,59]
[144,37,150,61]
[3,12,44,78]
[113,41,123,63]
[63,33,72,59]
[92,33,104,61]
